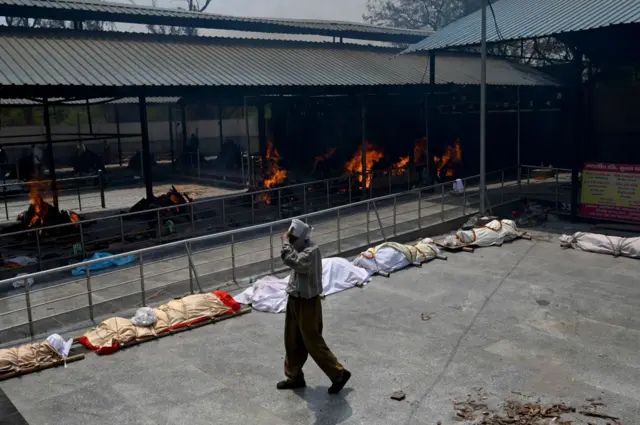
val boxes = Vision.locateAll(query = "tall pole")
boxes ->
[516,86,521,193]
[43,99,59,209]
[139,96,154,201]
[168,106,175,170]
[479,0,487,214]
[115,105,122,167]
[361,99,367,198]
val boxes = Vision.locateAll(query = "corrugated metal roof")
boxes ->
[0,97,179,105]
[0,0,431,43]
[0,30,557,88]
[404,0,640,53]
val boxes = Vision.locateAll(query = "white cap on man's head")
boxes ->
[288,218,312,240]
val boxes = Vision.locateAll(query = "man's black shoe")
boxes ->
[328,370,351,394]
[276,379,306,390]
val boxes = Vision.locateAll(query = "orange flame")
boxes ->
[392,156,410,176]
[345,141,384,188]
[414,137,427,164]
[433,140,462,178]
[260,140,288,204]
[313,148,336,170]
[70,212,80,223]
[28,183,49,227]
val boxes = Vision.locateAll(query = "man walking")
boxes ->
[277,219,351,394]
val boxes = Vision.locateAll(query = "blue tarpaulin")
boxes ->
[71,252,137,276]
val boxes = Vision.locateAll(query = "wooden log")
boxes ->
[462,247,474,253]
[0,354,85,382]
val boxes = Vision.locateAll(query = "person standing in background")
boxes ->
[32,144,43,179]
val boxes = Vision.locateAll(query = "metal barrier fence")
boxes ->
[1,173,105,220]
[0,167,534,343]
[0,164,429,276]
[519,165,573,213]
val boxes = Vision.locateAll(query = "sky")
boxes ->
[114,0,374,42]
[151,0,369,22]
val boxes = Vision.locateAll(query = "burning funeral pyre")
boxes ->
[433,139,463,180]
[344,141,385,189]
[11,184,81,235]
[259,141,288,205]
[129,186,194,217]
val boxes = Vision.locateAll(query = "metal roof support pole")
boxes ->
[429,51,436,85]
[180,103,188,149]
[258,99,267,168]
[85,99,93,135]
[139,96,154,201]
[43,98,59,209]
[570,52,583,221]
[218,102,224,153]
[168,106,175,171]
[361,98,367,199]
[244,96,252,187]
[479,0,487,215]
[516,86,521,195]
[115,104,122,167]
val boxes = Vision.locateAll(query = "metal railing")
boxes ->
[0,164,427,276]
[519,165,572,213]
[0,167,530,343]
[0,173,105,220]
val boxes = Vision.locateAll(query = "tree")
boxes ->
[143,0,215,36]
[6,15,114,31]
[363,0,572,66]
[363,0,481,31]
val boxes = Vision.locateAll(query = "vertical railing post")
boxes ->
[230,233,236,283]
[555,171,560,211]
[463,180,467,215]
[269,225,275,273]
[3,186,8,220]
[188,246,194,293]
[501,170,505,204]
[337,209,341,253]
[441,184,445,222]
[139,253,146,306]
[120,215,125,244]
[36,231,42,272]
[222,199,227,230]
[86,265,94,322]
[190,203,195,232]
[197,149,201,178]
[326,180,331,208]
[366,201,371,244]
[388,169,392,194]
[251,193,255,224]
[24,279,35,339]
[156,209,162,241]
[517,164,522,197]
[303,184,307,214]
[77,187,82,211]
[99,170,106,209]
[348,176,352,203]
[79,223,85,258]
[278,189,282,219]
[393,196,397,236]
[418,190,422,229]
[187,242,194,294]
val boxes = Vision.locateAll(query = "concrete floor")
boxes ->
[1,224,638,425]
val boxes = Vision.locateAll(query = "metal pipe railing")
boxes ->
[0,166,526,341]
